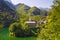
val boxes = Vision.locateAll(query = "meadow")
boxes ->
[0,28,37,40]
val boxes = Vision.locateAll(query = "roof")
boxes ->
[25,21,36,23]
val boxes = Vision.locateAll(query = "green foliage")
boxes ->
[28,7,36,14]
[0,24,4,31]
[9,21,40,37]
[16,5,27,16]
[9,22,20,32]
[37,0,60,40]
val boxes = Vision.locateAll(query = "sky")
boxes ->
[11,0,53,8]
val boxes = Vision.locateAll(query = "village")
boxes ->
[25,18,47,28]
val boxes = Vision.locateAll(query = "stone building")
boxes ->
[25,18,37,28]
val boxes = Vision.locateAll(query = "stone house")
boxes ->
[25,18,37,28]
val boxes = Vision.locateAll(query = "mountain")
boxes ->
[28,7,40,15]
[5,1,15,10]
[16,3,48,16]
[0,0,14,12]
[39,8,48,16]
[16,3,41,15]
[16,3,30,13]
[0,0,19,27]
[0,0,48,27]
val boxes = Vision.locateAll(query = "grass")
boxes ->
[0,28,37,40]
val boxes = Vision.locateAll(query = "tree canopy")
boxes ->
[37,0,60,40]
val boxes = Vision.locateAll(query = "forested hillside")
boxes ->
[0,0,19,28]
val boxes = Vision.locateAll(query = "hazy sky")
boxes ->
[11,0,53,8]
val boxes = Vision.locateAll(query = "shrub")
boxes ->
[0,24,4,31]
[9,22,40,37]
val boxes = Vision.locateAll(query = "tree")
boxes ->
[37,0,60,40]
[28,7,40,16]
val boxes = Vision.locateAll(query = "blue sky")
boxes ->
[11,0,53,8]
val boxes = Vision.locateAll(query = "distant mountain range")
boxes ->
[0,0,48,19]
[16,3,48,15]
[4,0,48,16]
